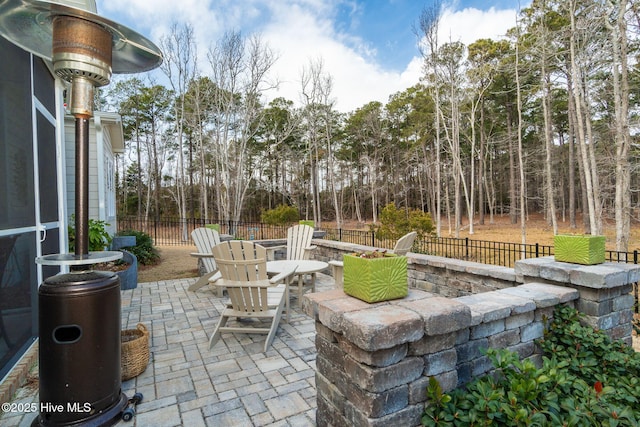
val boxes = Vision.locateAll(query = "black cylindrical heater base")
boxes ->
[32,271,127,426]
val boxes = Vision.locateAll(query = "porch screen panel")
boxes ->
[33,58,55,113]
[0,36,55,381]
[0,232,37,380]
[0,37,35,229]
[37,112,59,223]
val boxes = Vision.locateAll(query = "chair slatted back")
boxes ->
[212,241,270,313]
[191,227,222,273]
[286,224,314,260]
[393,231,417,256]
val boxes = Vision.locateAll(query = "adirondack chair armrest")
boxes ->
[303,245,317,253]
[265,245,287,260]
[190,252,214,258]
[269,266,297,285]
[208,271,222,283]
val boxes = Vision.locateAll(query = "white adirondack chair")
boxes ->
[267,224,316,260]
[188,227,222,294]
[392,231,418,256]
[266,224,317,294]
[208,241,296,352]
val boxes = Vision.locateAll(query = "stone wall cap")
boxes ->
[342,305,425,351]
[446,259,478,273]
[316,295,374,333]
[399,297,471,336]
[464,264,517,282]
[303,289,348,320]
[569,264,632,288]
[456,291,536,322]
[539,262,581,283]
[514,256,556,276]
[512,283,579,304]
[408,254,449,268]
[516,257,640,289]
[614,262,640,283]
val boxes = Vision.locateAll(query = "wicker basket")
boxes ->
[121,323,149,381]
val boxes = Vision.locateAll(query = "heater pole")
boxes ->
[74,116,90,257]
[70,76,95,258]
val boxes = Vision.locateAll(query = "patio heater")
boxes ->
[0,1,161,425]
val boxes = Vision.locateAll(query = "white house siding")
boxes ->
[64,112,123,237]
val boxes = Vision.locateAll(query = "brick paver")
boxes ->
[1,274,335,426]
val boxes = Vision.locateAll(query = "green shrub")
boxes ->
[261,204,300,225]
[422,305,640,426]
[116,230,160,266]
[68,215,112,252]
[376,203,434,241]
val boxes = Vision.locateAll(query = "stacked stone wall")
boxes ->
[312,239,517,297]
[304,284,579,426]
[306,240,640,427]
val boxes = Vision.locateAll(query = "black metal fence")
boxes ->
[118,217,291,243]
[118,216,639,268]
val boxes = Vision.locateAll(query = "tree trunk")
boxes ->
[478,99,485,225]
[515,26,526,246]
[608,0,631,252]
[507,105,517,224]
[569,6,599,235]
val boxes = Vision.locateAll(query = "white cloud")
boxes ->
[259,2,418,112]
[98,1,522,113]
[439,6,519,46]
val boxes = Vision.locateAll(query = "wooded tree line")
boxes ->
[104,0,640,251]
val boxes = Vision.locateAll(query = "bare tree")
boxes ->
[160,22,197,240]
[569,0,603,235]
[537,0,559,234]
[260,98,302,209]
[416,1,443,236]
[436,41,470,238]
[514,15,527,245]
[207,31,278,225]
[606,0,632,251]
[300,58,340,228]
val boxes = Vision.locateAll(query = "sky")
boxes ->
[97,0,530,112]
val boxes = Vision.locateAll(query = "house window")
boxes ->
[105,154,116,218]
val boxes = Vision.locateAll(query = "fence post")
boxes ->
[339,228,342,242]
[535,243,539,258]
[371,230,375,247]
[465,237,469,259]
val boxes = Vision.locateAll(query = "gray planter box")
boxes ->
[117,250,138,290]
[111,236,136,251]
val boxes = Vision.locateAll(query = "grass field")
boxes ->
[140,213,640,282]
[437,213,640,249]
[338,212,640,250]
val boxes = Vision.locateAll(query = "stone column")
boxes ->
[515,256,640,344]
[304,289,470,426]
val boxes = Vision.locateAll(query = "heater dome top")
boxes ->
[0,0,162,74]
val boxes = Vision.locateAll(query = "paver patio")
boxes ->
[1,274,336,427]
